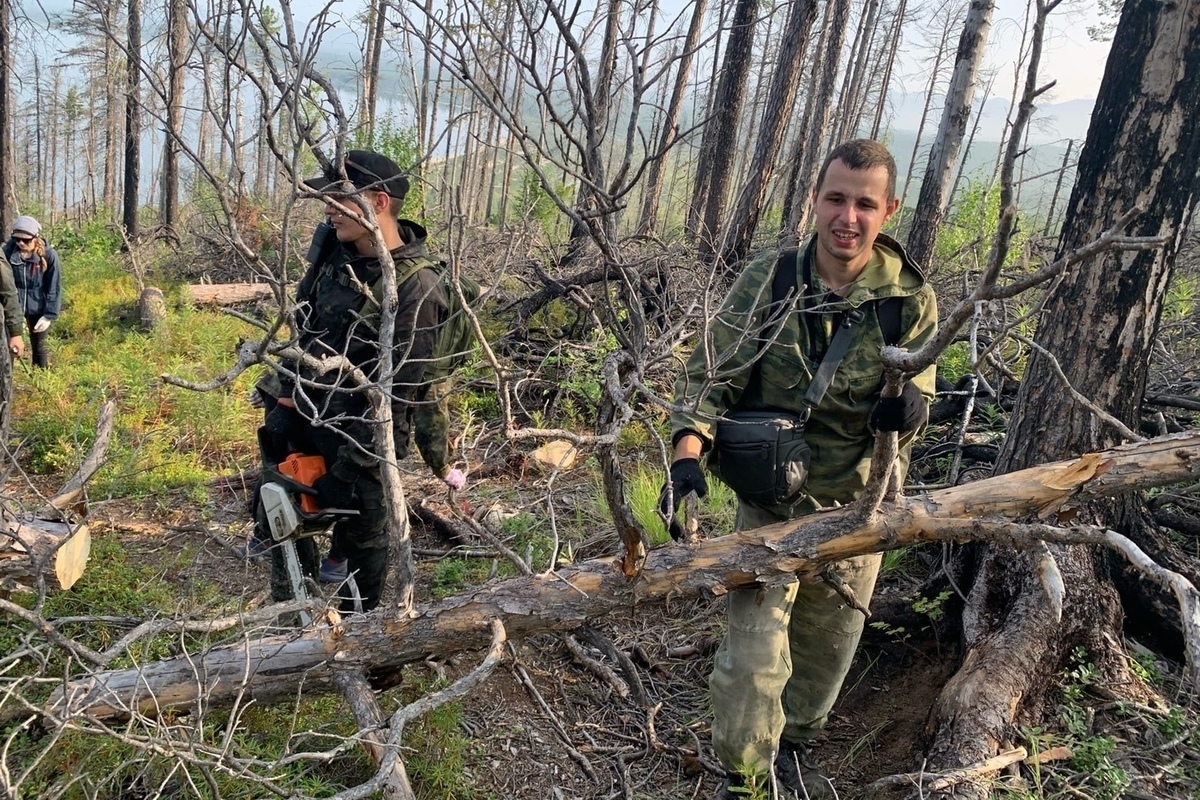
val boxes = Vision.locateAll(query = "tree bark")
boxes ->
[48,432,1200,721]
[637,0,708,237]
[688,0,758,254]
[161,0,186,238]
[122,0,141,239]
[781,0,853,238]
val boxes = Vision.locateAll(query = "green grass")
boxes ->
[9,226,264,498]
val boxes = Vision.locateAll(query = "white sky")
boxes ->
[983,0,1112,102]
[33,0,1113,103]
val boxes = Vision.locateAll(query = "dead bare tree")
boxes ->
[904,0,996,268]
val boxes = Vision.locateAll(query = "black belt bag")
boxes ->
[712,304,868,506]
[713,410,811,506]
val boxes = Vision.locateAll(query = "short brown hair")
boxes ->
[816,139,898,200]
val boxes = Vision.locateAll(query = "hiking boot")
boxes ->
[775,739,834,799]
[713,771,774,799]
[319,556,348,583]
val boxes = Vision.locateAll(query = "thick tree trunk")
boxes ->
[717,0,818,267]
[688,0,758,253]
[47,432,1200,721]
[925,0,1200,794]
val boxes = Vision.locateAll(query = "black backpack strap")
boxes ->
[876,296,903,346]
[772,247,801,308]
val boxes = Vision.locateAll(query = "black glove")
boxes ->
[869,381,928,433]
[659,458,709,541]
[311,472,355,509]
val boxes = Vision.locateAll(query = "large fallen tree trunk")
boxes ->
[48,431,1200,721]
[186,283,275,306]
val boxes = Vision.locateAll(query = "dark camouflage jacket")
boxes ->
[281,220,453,479]
[671,234,938,515]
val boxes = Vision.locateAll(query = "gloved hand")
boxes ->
[248,388,266,409]
[869,381,929,433]
[659,458,709,541]
[311,472,355,509]
[442,468,467,491]
[32,317,50,334]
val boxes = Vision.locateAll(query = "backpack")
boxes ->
[391,257,481,382]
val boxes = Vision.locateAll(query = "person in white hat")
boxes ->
[5,216,61,368]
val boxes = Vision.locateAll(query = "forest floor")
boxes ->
[79,461,1200,800]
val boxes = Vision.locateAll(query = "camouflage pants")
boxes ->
[709,501,881,774]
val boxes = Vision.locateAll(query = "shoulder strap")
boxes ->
[771,248,800,308]
[876,296,903,346]
[800,307,865,416]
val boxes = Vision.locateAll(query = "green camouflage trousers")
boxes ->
[709,501,881,774]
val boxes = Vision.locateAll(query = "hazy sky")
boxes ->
[32,0,1113,104]
[984,0,1112,102]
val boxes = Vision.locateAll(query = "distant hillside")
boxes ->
[882,128,1078,218]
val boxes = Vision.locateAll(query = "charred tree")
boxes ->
[924,0,1200,791]
[717,0,818,267]
[637,0,708,237]
[688,0,758,256]
[121,0,141,240]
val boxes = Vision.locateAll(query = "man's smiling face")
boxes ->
[811,159,900,275]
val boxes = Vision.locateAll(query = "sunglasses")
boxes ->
[12,236,33,244]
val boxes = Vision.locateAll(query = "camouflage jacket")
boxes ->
[281,220,454,479]
[670,234,938,515]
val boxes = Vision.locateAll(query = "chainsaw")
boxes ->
[258,446,359,626]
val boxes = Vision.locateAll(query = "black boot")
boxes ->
[714,770,776,799]
[774,739,834,799]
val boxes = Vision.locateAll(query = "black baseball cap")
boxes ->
[305,150,409,201]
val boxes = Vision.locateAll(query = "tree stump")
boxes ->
[139,286,167,331]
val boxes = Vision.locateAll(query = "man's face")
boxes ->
[324,192,378,246]
[811,159,900,273]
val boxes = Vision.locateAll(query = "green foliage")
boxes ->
[935,180,1031,275]
[507,168,568,230]
[1163,273,1197,322]
[911,590,952,623]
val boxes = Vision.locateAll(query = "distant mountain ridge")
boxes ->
[884,92,1096,145]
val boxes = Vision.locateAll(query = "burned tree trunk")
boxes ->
[924,0,1200,792]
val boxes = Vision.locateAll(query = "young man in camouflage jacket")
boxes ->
[265,150,465,613]
[666,139,938,798]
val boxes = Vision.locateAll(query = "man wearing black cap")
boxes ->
[262,149,463,614]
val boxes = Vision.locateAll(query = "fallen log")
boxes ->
[0,519,91,592]
[48,431,1200,720]
[1,401,115,590]
[186,283,274,306]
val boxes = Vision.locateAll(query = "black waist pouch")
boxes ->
[711,409,811,506]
